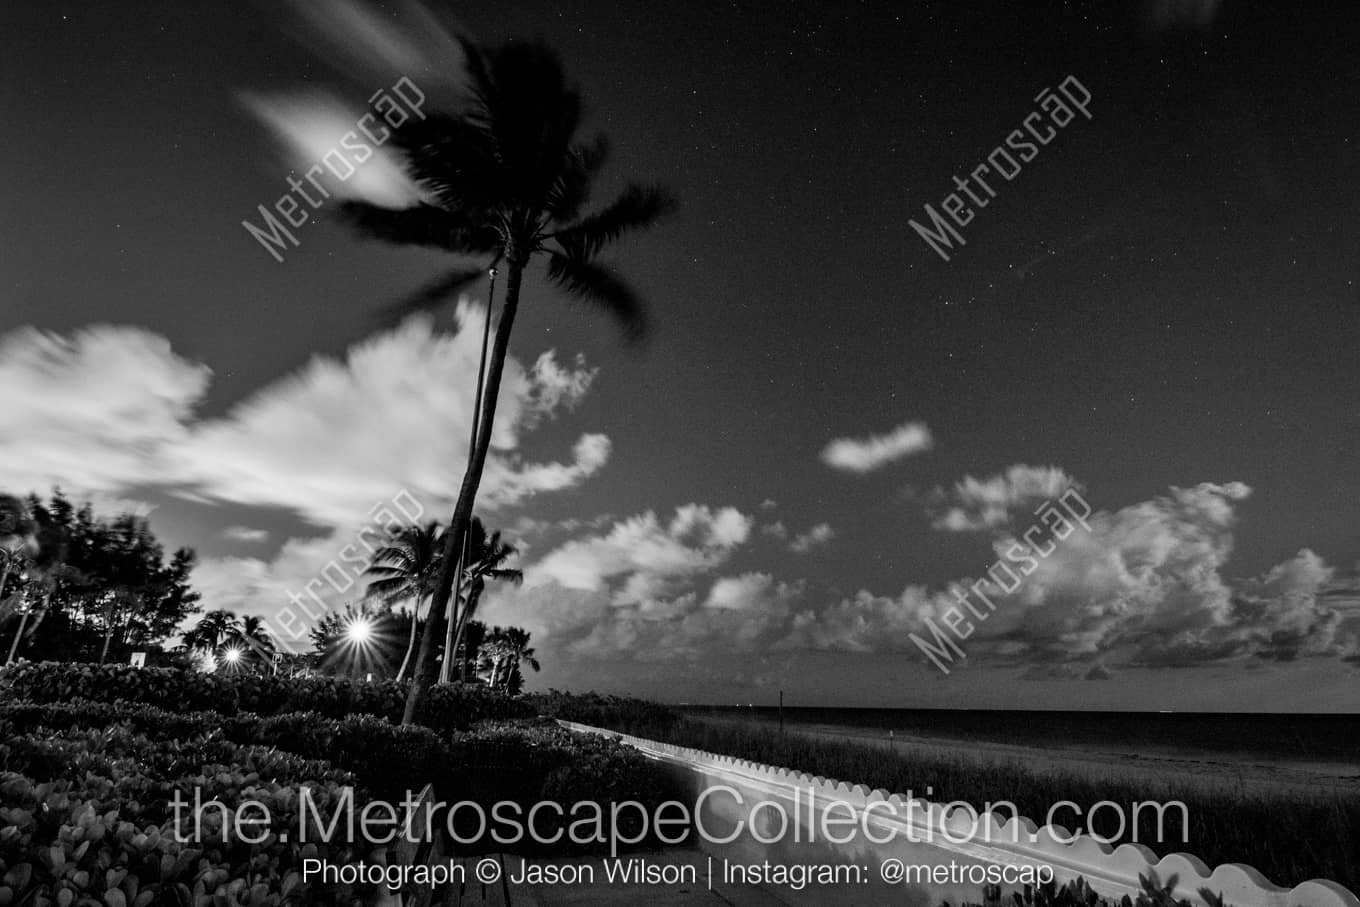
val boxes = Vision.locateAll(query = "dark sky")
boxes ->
[2,0,1358,709]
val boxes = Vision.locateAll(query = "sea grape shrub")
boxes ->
[415,681,535,732]
[0,733,385,906]
[444,721,687,854]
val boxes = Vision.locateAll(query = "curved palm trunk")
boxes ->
[453,582,483,682]
[395,594,424,682]
[403,261,524,725]
[440,296,494,685]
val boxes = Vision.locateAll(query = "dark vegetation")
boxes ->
[0,664,683,906]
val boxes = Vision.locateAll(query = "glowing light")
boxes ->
[223,647,243,664]
[346,617,373,644]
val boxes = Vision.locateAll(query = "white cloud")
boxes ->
[789,522,835,553]
[0,325,211,499]
[223,526,271,543]
[787,478,1352,669]
[929,464,1079,531]
[529,504,752,603]
[0,311,604,527]
[821,421,933,474]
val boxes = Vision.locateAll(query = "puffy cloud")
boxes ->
[779,478,1352,672]
[447,478,1354,678]
[789,522,835,553]
[0,325,211,499]
[929,464,1079,532]
[0,312,604,526]
[821,421,933,474]
[529,504,751,604]
[173,309,604,526]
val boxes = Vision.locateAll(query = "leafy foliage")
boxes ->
[2,491,200,664]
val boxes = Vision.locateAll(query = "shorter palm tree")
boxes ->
[183,609,241,654]
[364,521,445,681]
[483,626,539,692]
[446,518,522,683]
[232,614,276,665]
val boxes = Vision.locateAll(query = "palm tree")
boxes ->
[341,38,675,723]
[363,521,445,681]
[183,608,241,654]
[445,517,522,682]
[483,625,539,692]
[233,614,276,664]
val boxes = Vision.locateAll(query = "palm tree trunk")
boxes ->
[452,583,482,683]
[403,261,524,725]
[100,625,113,665]
[395,595,423,682]
[6,609,29,665]
[0,556,12,608]
[440,295,493,686]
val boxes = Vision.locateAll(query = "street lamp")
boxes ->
[345,617,373,644]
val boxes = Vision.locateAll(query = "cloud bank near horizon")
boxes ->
[480,473,1358,679]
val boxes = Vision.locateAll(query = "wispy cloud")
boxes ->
[789,522,835,553]
[222,526,271,544]
[821,420,933,474]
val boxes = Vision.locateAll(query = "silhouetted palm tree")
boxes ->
[484,625,539,692]
[446,517,522,682]
[364,521,445,681]
[234,614,276,662]
[341,38,675,722]
[183,608,240,653]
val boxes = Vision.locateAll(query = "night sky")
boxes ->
[3,0,1358,710]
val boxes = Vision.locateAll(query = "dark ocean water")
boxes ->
[681,706,1360,764]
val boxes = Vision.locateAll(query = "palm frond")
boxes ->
[377,266,490,327]
[337,201,497,253]
[544,134,609,223]
[553,184,677,260]
[545,254,649,343]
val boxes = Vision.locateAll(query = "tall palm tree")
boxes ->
[363,521,445,681]
[445,517,522,682]
[341,38,675,723]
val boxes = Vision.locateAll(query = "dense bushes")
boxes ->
[0,661,534,729]
[0,722,384,906]
[0,669,691,903]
